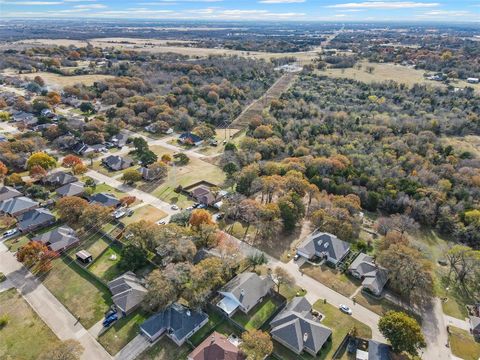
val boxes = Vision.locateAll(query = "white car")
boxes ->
[171,204,179,210]
[156,220,166,225]
[339,304,352,315]
[2,228,17,238]
[113,208,127,219]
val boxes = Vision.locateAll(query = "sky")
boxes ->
[1,0,479,22]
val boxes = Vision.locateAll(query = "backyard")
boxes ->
[137,337,191,360]
[87,242,123,282]
[448,326,480,360]
[98,310,149,355]
[0,289,61,360]
[232,296,281,330]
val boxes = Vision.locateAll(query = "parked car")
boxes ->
[156,220,166,225]
[113,208,127,219]
[2,228,17,238]
[126,208,134,217]
[339,304,352,315]
[171,204,179,210]
[103,313,118,328]
[192,203,200,209]
[214,213,224,221]
[197,204,207,209]
[293,253,300,261]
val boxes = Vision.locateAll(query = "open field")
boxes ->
[448,326,480,360]
[42,256,112,328]
[98,309,148,355]
[320,61,480,94]
[121,204,168,226]
[302,264,361,298]
[0,288,61,360]
[14,71,114,90]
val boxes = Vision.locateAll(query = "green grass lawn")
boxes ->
[98,310,148,355]
[448,326,480,360]
[310,301,372,360]
[435,269,473,320]
[302,264,361,298]
[41,256,112,328]
[94,183,127,200]
[4,235,30,252]
[0,289,61,360]
[88,243,123,282]
[354,292,420,321]
[189,310,224,346]
[232,297,279,330]
[137,337,191,360]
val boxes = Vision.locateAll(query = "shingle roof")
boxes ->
[56,181,85,197]
[43,171,78,187]
[470,316,480,331]
[0,196,39,216]
[368,340,391,360]
[17,208,55,232]
[219,272,274,313]
[349,253,388,295]
[102,155,133,171]
[89,193,120,207]
[0,186,22,202]
[140,303,208,342]
[108,271,147,313]
[179,132,202,143]
[32,225,79,252]
[188,332,245,360]
[270,297,332,355]
[297,231,350,261]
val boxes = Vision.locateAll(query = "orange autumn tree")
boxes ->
[0,161,7,182]
[17,241,57,273]
[189,209,214,230]
[62,154,83,169]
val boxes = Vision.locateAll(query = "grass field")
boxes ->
[93,183,128,200]
[354,292,419,320]
[302,264,361,298]
[20,72,114,89]
[42,256,112,328]
[88,242,123,282]
[232,296,279,330]
[98,310,148,355]
[0,289,61,360]
[4,235,30,253]
[448,326,480,360]
[321,61,480,94]
[121,204,168,226]
[137,337,191,360]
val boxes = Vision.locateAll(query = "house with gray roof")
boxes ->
[470,316,480,338]
[32,225,80,252]
[89,193,120,208]
[217,272,274,317]
[349,253,388,296]
[296,231,350,266]
[356,340,391,360]
[108,271,148,316]
[270,297,332,356]
[140,303,209,345]
[0,196,39,217]
[102,155,133,171]
[43,171,78,188]
[17,208,56,233]
[0,186,22,202]
[56,181,85,198]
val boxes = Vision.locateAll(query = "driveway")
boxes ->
[0,242,111,360]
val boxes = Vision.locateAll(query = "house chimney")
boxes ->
[186,310,191,316]
[303,333,309,342]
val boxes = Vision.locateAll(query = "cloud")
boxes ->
[259,0,305,3]
[416,9,477,18]
[73,3,106,8]
[0,1,64,4]
[327,1,439,9]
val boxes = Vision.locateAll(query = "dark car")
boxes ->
[103,313,118,328]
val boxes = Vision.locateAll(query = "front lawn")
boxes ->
[4,235,29,253]
[121,204,167,226]
[88,242,123,282]
[448,326,480,360]
[232,296,280,330]
[311,301,372,360]
[302,264,361,298]
[98,310,148,355]
[137,337,191,360]
[354,292,420,320]
[42,256,112,328]
[0,289,61,359]
[93,183,128,200]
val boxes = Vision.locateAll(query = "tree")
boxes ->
[174,152,190,165]
[16,241,57,273]
[62,155,83,169]
[33,75,45,86]
[29,165,47,180]
[139,150,158,166]
[72,163,88,175]
[125,220,160,250]
[144,270,177,313]
[122,169,142,184]
[278,192,305,231]
[273,267,295,293]
[79,102,95,114]
[240,330,273,360]
[189,209,214,230]
[445,245,480,289]
[378,311,426,357]
[223,162,238,178]
[56,196,88,226]
[25,184,49,200]
[79,204,111,229]
[4,173,24,187]
[170,210,192,226]
[118,244,148,271]
[0,161,7,182]
[26,152,56,171]
[161,154,172,163]
[120,196,136,207]
[247,252,267,271]
[39,340,84,360]
[147,161,168,180]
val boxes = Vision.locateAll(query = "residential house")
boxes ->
[102,155,133,171]
[111,133,129,148]
[43,171,78,188]
[296,231,350,266]
[40,108,55,119]
[89,193,120,208]
[90,144,107,153]
[0,186,22,202]
[179,132,203,146]
[56,181,85,198]
[190,185,219,206]
[17,208,56,233]
[217,272,274,317]
[188,331,245,360]
[72,142,94,156]
[467,78,479,84]
[12,111,36,124]
[270,297,332,356]
[140,303,209,345]
[108,271,148,316]
[348,253,388,296]
[32,225,80,252]
[470,316,480,338]
[139,167,160,181]
[0,196,39,217]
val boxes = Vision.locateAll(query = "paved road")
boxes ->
[421,298,452,360]
[0,242,112,360]
[115,334,150,360]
